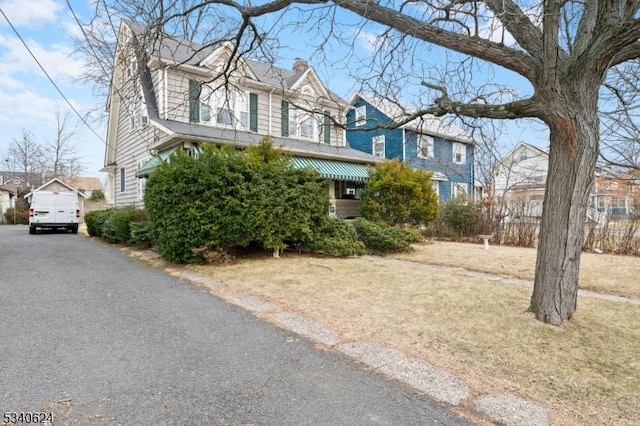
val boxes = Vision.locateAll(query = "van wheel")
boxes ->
[29,226,36,234]
[71,225,78,234]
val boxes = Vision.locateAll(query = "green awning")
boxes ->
[136,147,179,177]
[291,157,371,182]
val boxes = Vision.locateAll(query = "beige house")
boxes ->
[102,20,379,218]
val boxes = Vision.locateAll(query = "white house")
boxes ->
[494,142,637,223]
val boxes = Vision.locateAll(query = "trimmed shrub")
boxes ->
[109,208,145,243]
[129,221,153,248]
[84,210,111,237]
[144,139,329,263]
[441,196,488,237]
[360,159,438,226]
[84,208,145,243]
[352,217,421,254]
[307,218,366,257]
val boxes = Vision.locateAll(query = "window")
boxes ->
[355,106,366,126]
[417,135,434,159]
[138,86,148,126]
[119,167,126,193]
[301,85,315,96]
[453,142,466,164]
[188,79,201,123]
[452,182,467,199]
[126,52,137,78]
[128,102,135,131]
[322,111,331,144]
[281,100,289,136]
[289,108,317,140]
[372,135,385,158]
[214,90,248,127]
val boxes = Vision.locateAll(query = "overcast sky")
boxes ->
[0,1,549,181]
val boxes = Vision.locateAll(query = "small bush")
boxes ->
[307,218,366,257]
[109,208,145,243]
[88,189,105,202]
[352,217,421,255]
[441,196,489,237]
[129,221,153,248]
[4,206,29,224]
[85,210,110,237]
[84,208,145,244]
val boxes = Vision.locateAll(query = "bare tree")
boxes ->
[6,129,43,186]
[43,110,84,178]
[79,1,640,325]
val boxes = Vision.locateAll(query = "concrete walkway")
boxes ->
[124,247,551,426]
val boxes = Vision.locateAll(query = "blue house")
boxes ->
[346,93,476,202]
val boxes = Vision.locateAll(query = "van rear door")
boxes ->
[52,192,78,223]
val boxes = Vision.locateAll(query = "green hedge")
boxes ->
[84,208,146,244]
[352,217,421,255]
[307,218,366,257]
[144,140,328,263]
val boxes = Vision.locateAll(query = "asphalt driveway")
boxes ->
[0,225,472,425]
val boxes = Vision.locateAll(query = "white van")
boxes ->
[29,191,80,234]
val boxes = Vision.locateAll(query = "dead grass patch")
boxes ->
[191,253,640,426]
[391,241,640,299]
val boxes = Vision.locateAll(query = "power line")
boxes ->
[0,6,105,142]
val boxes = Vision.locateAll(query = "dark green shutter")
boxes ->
[323,111,331,143]
[281,100,289,137]
[249,93,258,132]
[188,80,200,123]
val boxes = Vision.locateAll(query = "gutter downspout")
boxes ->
[402,128,406,162]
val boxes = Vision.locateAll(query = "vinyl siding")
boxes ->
[112,76,156,208]
[346,98,475,202]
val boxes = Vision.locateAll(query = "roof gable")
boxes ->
[24,178,87,199]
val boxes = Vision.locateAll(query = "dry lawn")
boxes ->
[191,248,640,426]
[392,241,640,300]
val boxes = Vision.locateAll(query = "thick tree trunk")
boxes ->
[529,105,599,325]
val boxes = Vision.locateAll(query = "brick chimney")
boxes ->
[292,58,309,74]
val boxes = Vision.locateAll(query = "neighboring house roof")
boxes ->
[24,178,88,199]
[57,176,103,193]
[500,142,548,164]
[350,92,474,144]
[0,186,14,195]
